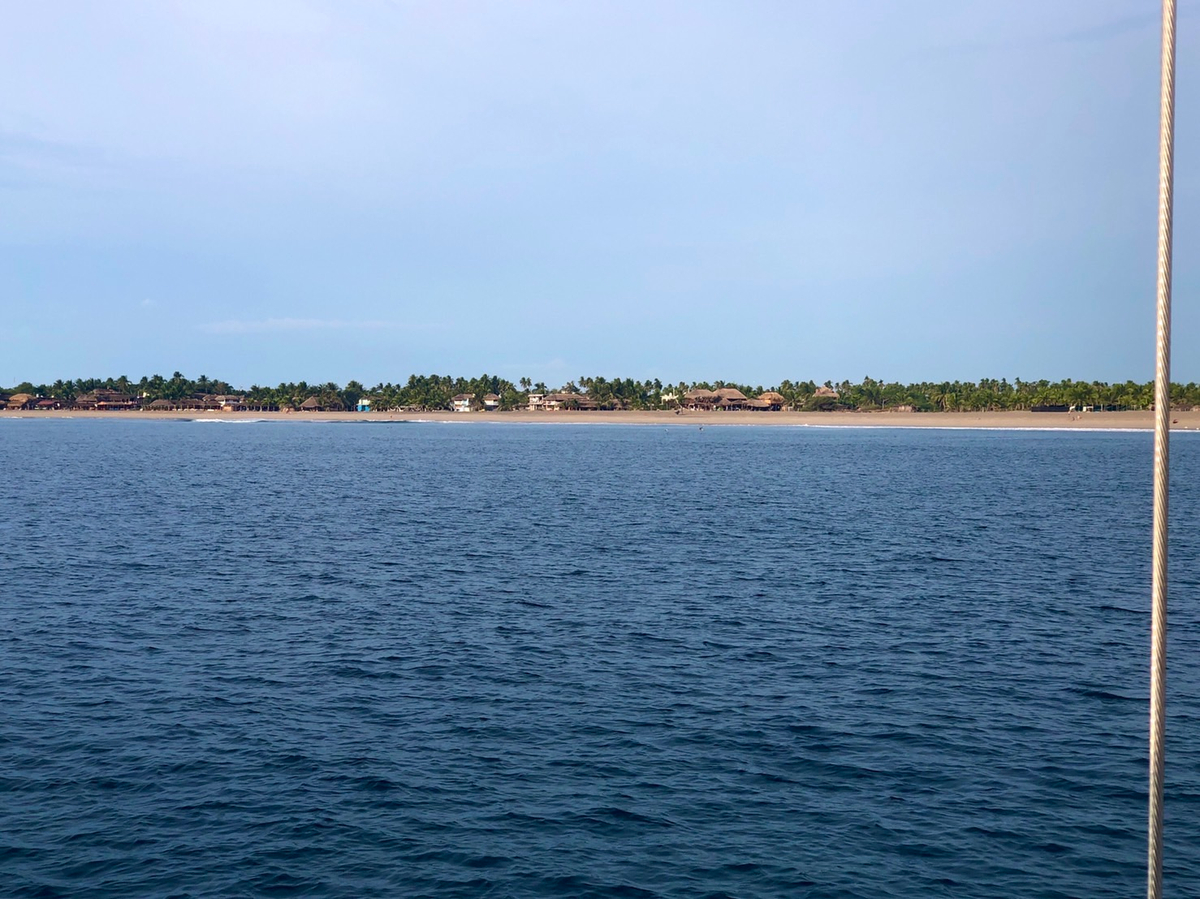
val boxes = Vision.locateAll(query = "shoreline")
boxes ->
[4,409,1200,430]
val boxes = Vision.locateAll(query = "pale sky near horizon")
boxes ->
[2,1,1198,388]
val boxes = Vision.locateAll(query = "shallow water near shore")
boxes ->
[2,420,1199,898]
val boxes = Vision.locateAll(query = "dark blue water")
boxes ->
[2,420,1199,898]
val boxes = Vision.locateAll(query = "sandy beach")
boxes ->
[6,408,1200,430]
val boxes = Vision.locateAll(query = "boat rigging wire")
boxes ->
[1148,0,1176,896]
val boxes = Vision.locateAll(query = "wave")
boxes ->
[188,418,274,424]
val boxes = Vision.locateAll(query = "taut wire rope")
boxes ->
[1148,0,1176,896]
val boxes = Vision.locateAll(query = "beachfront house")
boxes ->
[527,393,545,411]
[6,393,37,410]
[483,393,500,411]
[213,395,246,411]
[74,389,139,411]
[451,393,477,413]
[684,387,782,412]
[684,388,718,410]
[539,393,598,411]
[714,387,749,410]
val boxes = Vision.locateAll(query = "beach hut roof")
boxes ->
[758,391,786,404]
[715,388,747,401]
[684,388,718,399]
[8,393,35,404]
[452,393,475,401]
[299,396,321,409]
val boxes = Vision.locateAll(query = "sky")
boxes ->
[2,0,1199,389]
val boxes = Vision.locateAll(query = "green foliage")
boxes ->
[9,372,1196,413]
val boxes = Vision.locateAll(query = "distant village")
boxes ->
[0,385,837,414]
[1,373,1191,414]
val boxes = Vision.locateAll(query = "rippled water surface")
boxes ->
[2,419,1199,898]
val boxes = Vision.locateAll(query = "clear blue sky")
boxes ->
[2,1,1198,388]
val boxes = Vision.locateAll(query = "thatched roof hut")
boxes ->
[758,391,786,407]
[299,396,322,411]
[542,392,598,410]
[147,399,176,411]
[715,387,748,402]
[7,393,36,410]
[684,388,719,410]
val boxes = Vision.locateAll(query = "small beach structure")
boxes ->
[483,393,500,410]
[451,393,477,413]
[6,393,37,410]
[298,397,324,412]
[541,392,598,411]
[758,391,786,410]
[357,398,371,412]
[808,385,841,411]
[684,388,719,410]
[714,387,749,410]
[146,399,178,411]
[527,393,545,410]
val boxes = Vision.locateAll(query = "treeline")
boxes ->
[5,373,1200,412]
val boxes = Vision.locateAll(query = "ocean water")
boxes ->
[1,419,1198,898]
